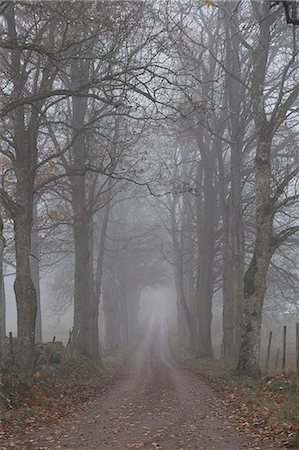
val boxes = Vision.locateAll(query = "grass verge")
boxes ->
[0,349,124,448]
[171,340,299,449]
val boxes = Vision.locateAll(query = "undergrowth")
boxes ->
[0,348,123,432]
[170,339,299,448]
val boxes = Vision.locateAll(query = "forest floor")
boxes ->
[2,315,297,449]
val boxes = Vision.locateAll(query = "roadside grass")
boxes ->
[170,339,299,448]
[0,348,124,439]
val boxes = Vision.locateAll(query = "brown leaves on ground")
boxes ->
[0,352,123,449]
[181,357,299,449]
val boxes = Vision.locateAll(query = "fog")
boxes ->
[2,4,299,448]
[5,275,73,343]
[0,0,299,384]
[138,287,177,333]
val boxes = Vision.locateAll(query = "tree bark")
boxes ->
[70,92,94,358]
[237,3,273,375]
[6,2,44,375]
[14,184,37,373]
[222,207,235,360]
[222,3,245,362]
[103,259,121,350]
[91,180,113,358]
[31,201,42,343]
[71,183,92,357]
[170,192,198,353]
[196,161,215,358]
[0,216,6,339]
[237,131,273,376]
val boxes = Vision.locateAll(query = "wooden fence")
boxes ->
[264,323,299,376]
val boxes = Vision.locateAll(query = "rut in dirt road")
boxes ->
[22,307,281,450]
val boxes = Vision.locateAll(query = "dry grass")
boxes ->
[171,340,299,448]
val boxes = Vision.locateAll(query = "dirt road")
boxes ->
[18,309,281,449]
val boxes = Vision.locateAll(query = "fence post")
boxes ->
[296,322,299,377]
[265,331,272,374]
[282,325,287,371]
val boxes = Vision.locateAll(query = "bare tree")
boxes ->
[237,1,299,375]
[0,215,5,339]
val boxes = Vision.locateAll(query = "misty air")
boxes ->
[0,1,299,449]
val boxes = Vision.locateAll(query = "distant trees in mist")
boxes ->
[0,1,298,379]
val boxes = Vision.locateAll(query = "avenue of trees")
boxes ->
[0,0,298,379]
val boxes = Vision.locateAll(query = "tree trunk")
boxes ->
[103,262,121,350]
[31,201,42,343]
[174,267,188,346]
[222,210,235,361]
[71,178,92,357]
[196,162,215,358]
[170,194,198,353]
[70,93,94,358]
[87,218,101,360]
[6,1,37,375]
[181,175,197,350]
[237,3,273,376]
[237,132,273,376]
[89,291,100,359]
[222,4,245,362]
[0,216,6,338]
[91,181,113,359]
[14,189,37,373]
